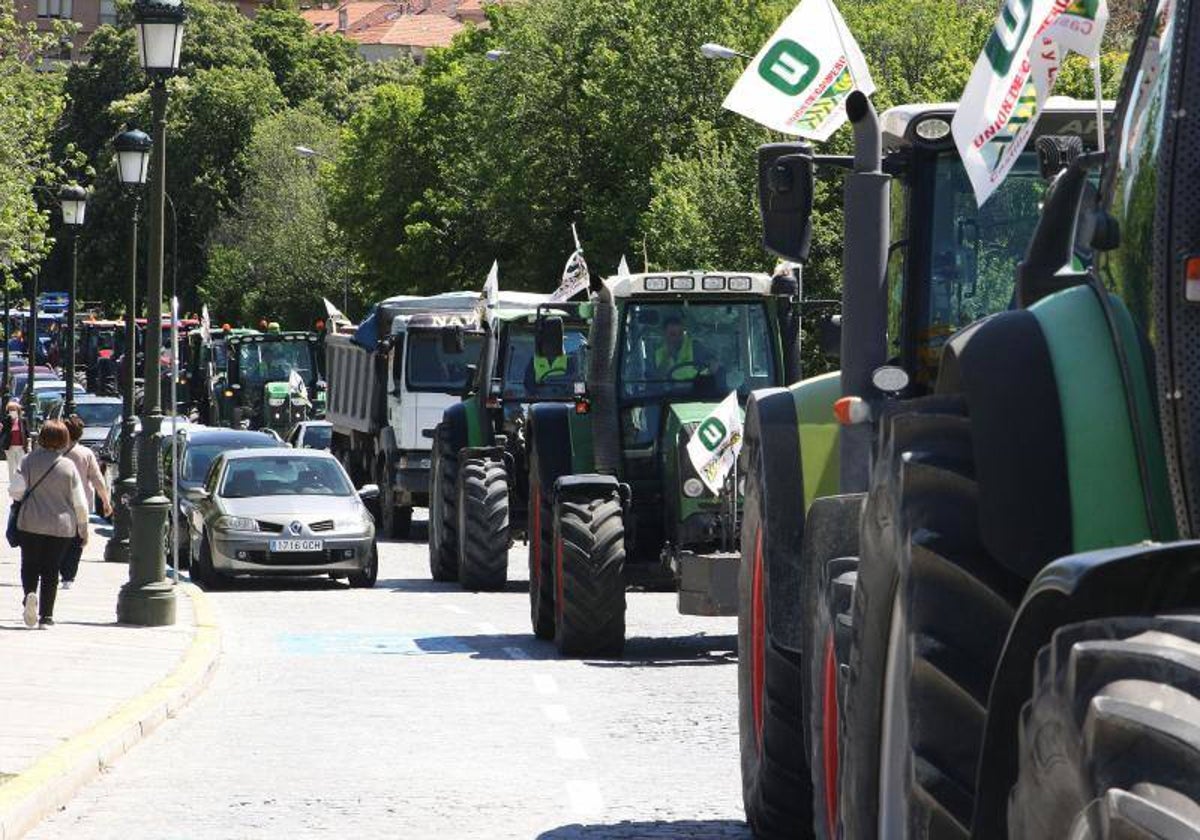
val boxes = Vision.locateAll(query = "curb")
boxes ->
[0,583,221,840]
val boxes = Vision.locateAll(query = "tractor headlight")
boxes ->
[683,478,705,498]
[268,397,285,407]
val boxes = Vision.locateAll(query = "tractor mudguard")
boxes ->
[442,402,470,454]
[792,370,841,507]
[529,403,575,491]
[972,540,1200,837]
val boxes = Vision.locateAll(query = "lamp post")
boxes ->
[118,0,184,627]
[58,184,87,416]
[105,128,151,566]
[1,254,11,406]
[24,263,38,429]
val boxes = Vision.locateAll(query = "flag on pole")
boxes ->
[551,224,590,302]
[722,0,874,141]
[617,255,631,277]
[201,304,212,343]
[686,392,745,495]
[323,297,351,332]
[952,0,1109,205]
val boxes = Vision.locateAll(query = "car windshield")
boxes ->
[236,340,316,388]
[74,403,122,427]
[299,425,332,449]
[406,331,484,392]
[219,456,352,498]
[183,437,277,482]
[618,301,779,401]
[501,326,588,400]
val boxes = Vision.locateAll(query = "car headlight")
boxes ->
[334,514,371,532]
[215,515,258,532]
[683,478,705,498]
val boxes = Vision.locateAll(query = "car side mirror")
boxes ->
[184,486,209,502]
[441,326,465,355]
[535,316,565,361]
[358,483,380,501]
[758,142,814,263]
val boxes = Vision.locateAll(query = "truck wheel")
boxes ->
[1008,616,1200,839]
[456,455,510,591]
[805,555,858,840]
[528,465,555,639]
[737,401,811,839]
[840,399,1026,838]
[553,492,626,657]
[348,543,379,589]
[428,426,459,582]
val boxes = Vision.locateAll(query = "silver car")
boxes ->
[186,448,378,588]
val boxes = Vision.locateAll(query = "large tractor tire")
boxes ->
[456,454,511,591]
[1008,615,1200,839]
[839,398,1027,839]
[736,392,811,839]
[553,490,626,657]
[528,453,556,639]
[428,425,460,582]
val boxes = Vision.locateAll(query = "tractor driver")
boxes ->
[654,316,720,382]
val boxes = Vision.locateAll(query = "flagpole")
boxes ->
[170,297,179,585]
[1091,56,1106,153]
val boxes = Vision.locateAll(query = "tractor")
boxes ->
[524,270,802,655]
[736,9,1200,840]
[212,327,324,436]
[429,298,591,591]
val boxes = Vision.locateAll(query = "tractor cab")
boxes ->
[220,330,323,435]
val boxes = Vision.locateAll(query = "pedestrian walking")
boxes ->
[60,415,112,588]
[10,420,88,628]
[2,401,27,484]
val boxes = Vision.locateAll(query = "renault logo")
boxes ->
[289,521,303,535]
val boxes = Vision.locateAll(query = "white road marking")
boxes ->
[555,737,588,760]
[476,622,500,634]
[442,604,468,615]
[542,704,570,723]
[533,674,559,695]
[565,780,604,817]
[503,646,530,660]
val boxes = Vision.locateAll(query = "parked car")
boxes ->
[11,369,61,398]
[49,394,123,452]
[186,448,378,589]
[285,420,332,450]
[164,426,281,566]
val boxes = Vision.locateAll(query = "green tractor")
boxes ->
[428,298,592,591]
[212,328,325,436]
[524,270,803,655]
[737,14,1200,840]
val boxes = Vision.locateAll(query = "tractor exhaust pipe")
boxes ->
[839,91,890,494]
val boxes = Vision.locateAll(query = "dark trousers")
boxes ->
[20,532,71,620]
[61,537,83,583]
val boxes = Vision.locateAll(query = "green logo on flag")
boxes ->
[984,0,1033,75]
[758,39,820,96]
[696,417,728,452]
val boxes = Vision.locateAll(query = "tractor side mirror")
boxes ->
[819,313,842,360]
[536,316,565,360]
[758,143,814,263]
[460,364,478,395]
[441,326,465,355]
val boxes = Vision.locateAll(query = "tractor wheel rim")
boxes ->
[751,527,766,747]
[822,635,840,837]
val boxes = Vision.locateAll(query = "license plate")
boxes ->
[269,539,324,552]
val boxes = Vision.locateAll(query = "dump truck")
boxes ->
[325,293,486,538]
[428,296,591,590]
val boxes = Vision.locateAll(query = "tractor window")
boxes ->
[236,340,317,388]
[502,327,588,400]
[618,301,780,403]
[405,331,483,393]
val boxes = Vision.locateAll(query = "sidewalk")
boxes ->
[0,478,219,840]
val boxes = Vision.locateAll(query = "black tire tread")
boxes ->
[457,456,510,591]
[528,467,555,639]
[428,425,459,582]
[554,494,626,657]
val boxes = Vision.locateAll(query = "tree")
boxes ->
[201,107,352,326]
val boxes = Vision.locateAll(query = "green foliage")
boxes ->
[201,108,350,326]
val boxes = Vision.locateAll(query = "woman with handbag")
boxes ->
[9,420,89,628]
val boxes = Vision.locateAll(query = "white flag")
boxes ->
[201,304,212,343]
[483,261,499,307]
[617,255,631,277]
[722,0,874,141]
[686,392,745,495]
[551,249,589,302]
[323,297,351,332]
[952,0,1109,206]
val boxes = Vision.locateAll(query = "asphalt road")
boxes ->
[28,518,750,839]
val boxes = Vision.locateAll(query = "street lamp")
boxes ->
[119,0,185,627]
[58,184,87,416]
[699,42,749,61]
[291,144,346,311]
[105,128,150,567]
